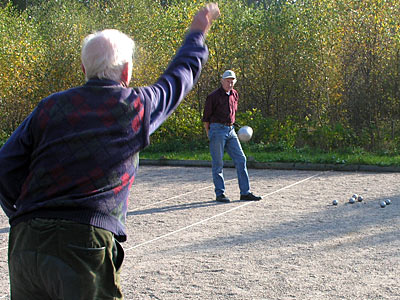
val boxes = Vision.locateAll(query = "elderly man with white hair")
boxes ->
[0,3,220,299]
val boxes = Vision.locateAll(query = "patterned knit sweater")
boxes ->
[0,31,208,242]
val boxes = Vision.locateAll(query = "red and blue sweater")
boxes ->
[0,31,207,242]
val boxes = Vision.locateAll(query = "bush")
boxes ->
[150,103,206,146]
[2,0,400,156]
[0,3,45,134]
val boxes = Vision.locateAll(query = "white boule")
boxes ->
[237,126,253,142]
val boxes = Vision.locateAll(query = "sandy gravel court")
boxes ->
[0,165,399,299]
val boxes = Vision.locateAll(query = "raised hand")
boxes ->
[190,3,220,36]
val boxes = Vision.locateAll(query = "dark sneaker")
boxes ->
[240,192,262,201]
[216,194,230,203]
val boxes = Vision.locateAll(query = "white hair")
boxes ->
[81,29,135,82]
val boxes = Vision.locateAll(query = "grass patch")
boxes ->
[140,142,400,167]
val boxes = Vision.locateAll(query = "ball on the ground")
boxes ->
[385,199,391,205]
[349,197,356,204]
[352,194,358,199]
[380,200,387,208]
[357,195,363,202]
[237,126,253,142]
[332,200,338,206]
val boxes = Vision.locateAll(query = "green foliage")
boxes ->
[298,122,355,151]
[236,108,277,144]
[0,3,45,133]
[2,0,400,156]
[150,102,206,146]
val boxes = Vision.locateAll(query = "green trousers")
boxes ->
[8,218,124,300]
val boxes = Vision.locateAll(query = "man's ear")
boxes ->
[121,62,130,86]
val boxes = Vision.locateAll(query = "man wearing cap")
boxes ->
[202,70,262,203]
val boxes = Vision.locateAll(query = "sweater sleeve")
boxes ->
[0,112,34,217]
[136,31,208,135]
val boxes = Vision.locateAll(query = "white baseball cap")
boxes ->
[222,70,236,79]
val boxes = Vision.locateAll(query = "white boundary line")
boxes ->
[124,172,323,252]
[0,178,236,255]
[128,178,236,211]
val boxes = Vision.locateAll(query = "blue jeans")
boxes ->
[208,123,250,196]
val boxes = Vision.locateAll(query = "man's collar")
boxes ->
[85,78,123,87]
[219,86,233,95]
